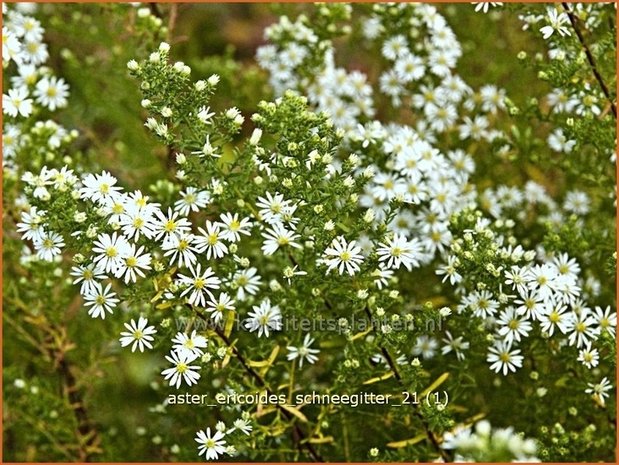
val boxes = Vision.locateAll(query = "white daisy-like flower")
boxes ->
[376,233,422,271]
[565,309,599,348]
[231,266,262,301]
[487,340,523,375]
[205,292,235,323]
[496,306,532,345]
[504,265,528,295]
[172,330,208,358]
[286,333,320,367]
[538,301,572,336]
[412,335,438,359]
[33,75,69,110]
[282,265,307,285]
[196,105,215,124]
[177,264,221,307]
[217,213,252,242]
[161,350,201,389]
[256,192,291,225]
[80,170,123,205]
[152,207,192,247]
[119,204,157,241]
[162,233,198,268]
[261,223,302,256]
[540,7,571,40]
[441,331,469,361]
[174,187,210,216]
[592,305,616,338]
[83,282,119,319]
[321,236,364,276]
[33,230,64,261]
[91,232,131,274]
[195,427,226,460]
[513,289,545,321]
[70,263,106,294]
[195,221,228,260]
[467,290,499,319]
[585,377,613,406]
[577,341,599,369]
[2,86,33,117]
[192,134,220,158]
[231,418,252,435]
[119,317,157,352]
[16,206,45,242]
[525,263,559,302]
[244,299,282,337]
[115,244,152,283]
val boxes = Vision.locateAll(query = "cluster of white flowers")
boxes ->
[2,5,69,117]
[2,5,77,182]
[256,4,509,285]
[436,217,616,384]
[195,414,252,460]
[442,419,539,462]
[7,3,616,461]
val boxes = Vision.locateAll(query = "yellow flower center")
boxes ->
[106,246,117,258]
[164,219,176,233]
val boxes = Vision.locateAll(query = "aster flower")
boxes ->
[577,342,599,369]
[162,233,198,268]
[119,317,157,352]
[540,7,571,40]
[217,213,252,242]
[256,192,291,225]
[496,307,532,345]
[152,207,192,247]
[538,301,572,337]
[91,232,131,274]
[231,267,262,300]
[71,262,106,294]
[195,220,228,260]
[115,244,152,283]
[261,223,302,256]
[174,187,210,216]
[177,264,221,307]
[80,170,123,205]
[33,75,69,110]
[376,233,422,271]
[16,206,45,242]
[592,306,616,338]
[33,230,65,261]
[441,331,469,361]
[244,299,282,337]
[487,340,523,375]
[2,86,33,117]
[321,236,364,276]
[205,292,236,323]
[565,309,599,348]
[195,427,226,460]
[412,335,438,359]
[172,330,208,358]
[161,350,201,389]
[585,377,613,406]
[83,282,119,319]
[287,333,320,367]
[119,204,157,241]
